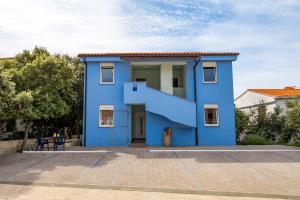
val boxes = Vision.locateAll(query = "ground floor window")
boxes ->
[99,105,114,127]
[204,104,219,126]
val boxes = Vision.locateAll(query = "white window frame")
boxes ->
[100,63,114,84]
[99,105,114,127]
[202,62,217,83]
[204,104,219,127]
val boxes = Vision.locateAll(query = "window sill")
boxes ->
[204,124,219,127]
[99,125,114,128]
[99,82,115,85]
[203,81,218,84]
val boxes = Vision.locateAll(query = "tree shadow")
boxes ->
[0,151,118,199]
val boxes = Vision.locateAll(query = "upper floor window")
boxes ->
[99,105,114,127]
[204,104,219,126]
[100,63,114,84]
[203,62,217,83]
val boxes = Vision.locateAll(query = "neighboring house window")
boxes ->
[99,105,114,127]
[100,63,114,84]
[203,62,217,83]
[204,104,219,126]
[173,78,179,88]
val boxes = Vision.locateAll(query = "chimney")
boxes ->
[284,86,296,90]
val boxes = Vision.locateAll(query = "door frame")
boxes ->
[133,111,146,139]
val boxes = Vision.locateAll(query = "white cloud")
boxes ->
[0,0,299,96]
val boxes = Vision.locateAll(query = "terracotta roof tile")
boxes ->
[78,52,239,57]
[249,86,300,97]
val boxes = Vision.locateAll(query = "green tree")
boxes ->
[12,47,78,152]
[286,98,300,133]
[30,56,84,139]
[65,56,83,139]
[0,66,16,133]
[239,103,286,144]
[235,108,250,144]
[264,106,286,142]
[285,98,300,146]
[14,91,35,149]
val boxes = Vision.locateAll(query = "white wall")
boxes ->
[239,103,276,114]
[235,91,276,113]
[160,63,173,94]
[235,91,299,114]
[235,91,275,108]
[275,98,298,113]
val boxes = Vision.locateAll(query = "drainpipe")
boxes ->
[83,57,88,147]
[193,57,201,146]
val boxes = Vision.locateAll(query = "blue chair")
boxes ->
[36,138,49,151]
[54,136,66,151]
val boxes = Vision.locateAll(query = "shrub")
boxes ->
[278,129,292,145]
[235,108,250,144]
[235,104,289,145]
[264,107,286,141]
[241,134,272,145]
[292,137,300,147]
[286,99,300,133]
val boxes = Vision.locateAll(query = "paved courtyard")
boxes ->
[0,145,300,199]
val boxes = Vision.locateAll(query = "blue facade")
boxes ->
[146,112,196,146]
[196,60,236,145]
[84,60,131,146]
[80,53,238,147]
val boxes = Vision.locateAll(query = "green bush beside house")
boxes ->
[241,134,273,145]
[235,98,300,146]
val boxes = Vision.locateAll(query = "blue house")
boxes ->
[79,52,239,147]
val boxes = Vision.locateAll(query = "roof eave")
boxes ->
[77,52,240,58]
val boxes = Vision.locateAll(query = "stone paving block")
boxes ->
[0,145,299,197]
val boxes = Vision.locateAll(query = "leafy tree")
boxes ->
[0,66,16,133]
[235,107,250,144]
[285,98,300,145]
[236,103,287,145]
[264,107,286,142]
[30,56,84,139]
[286,98,300,133]
[12,47,78,152]
[246,105,267,136]
[14,91,35,150]
[65,57,83,139]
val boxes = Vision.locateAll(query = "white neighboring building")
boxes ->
[235,86,300,114]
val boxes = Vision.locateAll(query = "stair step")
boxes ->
[129,143,146,148]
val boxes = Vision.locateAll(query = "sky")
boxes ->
[0,0,299,96]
